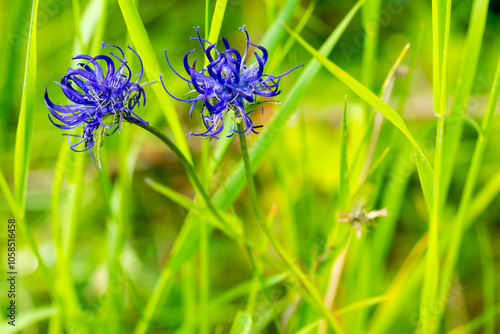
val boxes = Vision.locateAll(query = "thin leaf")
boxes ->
[339,96,349,211]
[259,0,301,54]
[333,295,391,317]
[116,0,191,160]
[229,311,253,334]
[438,55,500,329]
[447,302,500,334]
[0,307,57,334]
[469,170,500,222]
[13,0,39,212]
[439,0,490,211]
[244,100,283,113]
[145,177,201,211]
[0,168,21,219]
[207,0,228,46]
[476,225,495,334]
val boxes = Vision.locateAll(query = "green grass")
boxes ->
[1,0,500,333]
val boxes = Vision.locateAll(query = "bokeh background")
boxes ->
[1,0,500,333]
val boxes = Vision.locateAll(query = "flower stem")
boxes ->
[128,119,220,218]
[237,125,345,334]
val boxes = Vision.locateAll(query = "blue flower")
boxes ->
[161,26,302,139]
[44,42,148,157]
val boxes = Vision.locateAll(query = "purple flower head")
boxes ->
[45,43,148,159]
[161,25,302,139]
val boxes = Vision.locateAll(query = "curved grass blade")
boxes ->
[282,22,432,172]
[0,307,57,334]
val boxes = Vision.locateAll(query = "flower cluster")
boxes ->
[161,26,302,139]
[44,43,148,158]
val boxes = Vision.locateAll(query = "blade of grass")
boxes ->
[13,0,38,213]
[420,0,452,331]
[369,23,427,272]
[438,0,490,212]
[476,224,495,334]
[268,0,316,73]
[229,311,253,334]
[339,96,349,211]
[298,295,390,334]
[0,307,57,334]
[259,0,301,55]
[71,0,84,51]
[357,43,410,186]
[282,22,432,171]
[200,3,229,331]
[10,0,57,303]
[145,177,201,211]
[469,170,500,221]
[447,302,500,334]
[207,0,227,49]
[0,168,21,219]
[360,0,382,124]
[116,0,191,160]
[437,56,500,329]
[333,295,392,317]
[50,143,82,321]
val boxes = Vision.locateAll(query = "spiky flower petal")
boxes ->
[162,26,302,139]
[45,43,148,160]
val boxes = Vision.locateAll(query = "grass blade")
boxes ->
[207,0,227,47]
[229,311,253,334]
[282,22,432,171]
[476,225,495,334]
[259,0,301,54]
[13,0,38,212]
[437,55,500,329]
[0,307,57,334]
[116,0,191,160]
[439,0,490,210]
[339,96,349,211]
[145,177,201,212]
[469,170,500,222]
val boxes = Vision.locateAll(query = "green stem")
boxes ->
[237,125,345,334]
[129,119,223,224]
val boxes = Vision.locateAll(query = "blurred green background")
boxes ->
[1,0,500,333]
